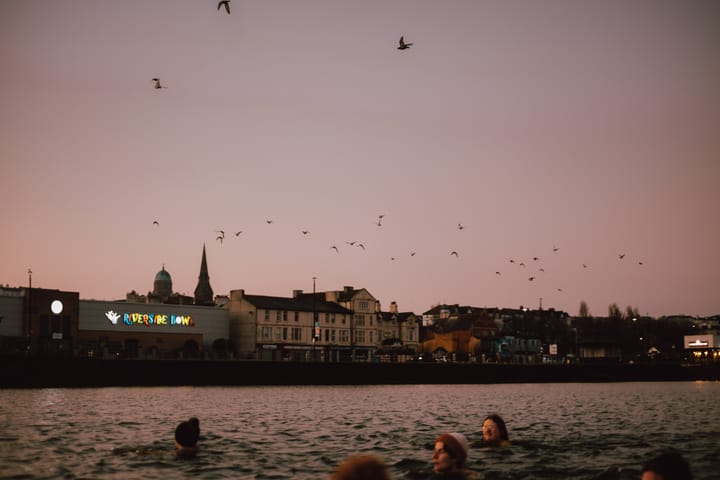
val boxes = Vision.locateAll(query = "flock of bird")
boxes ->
[152,214,645,299]
[146,3,648,307]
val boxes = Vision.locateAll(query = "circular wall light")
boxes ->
[50,300,64,315]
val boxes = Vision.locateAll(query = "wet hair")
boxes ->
[642,452,693,480]
[435,433,469,469]
[483,414,509,441]
[175,418,200,448]
[331,454,392,480]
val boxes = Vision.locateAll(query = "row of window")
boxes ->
[261,310,381,327]
[260,326,382,344]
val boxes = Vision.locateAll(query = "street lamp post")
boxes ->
[312,277,317,362]
[26,269,32,355]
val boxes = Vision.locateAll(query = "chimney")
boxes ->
[389,301,398,314]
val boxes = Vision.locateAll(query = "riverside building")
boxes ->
[0,246,229,358]
[226,286,410,361]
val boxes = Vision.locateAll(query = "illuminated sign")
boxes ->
[688,339,709,347]
[105,310,194,327]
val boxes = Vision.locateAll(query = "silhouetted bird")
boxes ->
[509,259,515,263]
[458,223,464,230]
[495,271,501,275]
[638,261,644,265]
[397,36,413,50]
[218,0,230,14]
[331,246,339,253]
[301,230,309,235]
[533,257,539,261]
[410,252,416,256]
[151,78,166,89]
[519,262,526,267]
[216,230,225,238]
[528,276,535,281]
[357,243,365,250]
[619,254,625,259]
[345,241,356,246]
[377,214,384,226]
[553,246,559,252]
[451,251,459,257]
[266,220,273,224]
[539,268,545,272]
[582,264,588,268]
[152,220,159,226]
[235,231,242,236]
[216,236,223,244]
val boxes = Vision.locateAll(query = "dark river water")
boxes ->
[1,382,718,479]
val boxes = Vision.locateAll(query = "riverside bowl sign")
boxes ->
[105,310,194,327]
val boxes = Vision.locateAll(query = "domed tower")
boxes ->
[194,244,214,306]
[153,265,173,300]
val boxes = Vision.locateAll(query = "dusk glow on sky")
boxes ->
[2,1,719,318]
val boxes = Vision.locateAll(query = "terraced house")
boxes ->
[228,286,386,361]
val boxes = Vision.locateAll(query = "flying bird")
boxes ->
[582,264,588,268]
[451,251,459,257]
[619,254,626,259]
[217,0,230,14]
[638,261,644,265]
[301,230,309,235]
[216,236,223,244]
[458,223,464,230]
[377,215,384,226]
[553,246,559,252]
[397,36,413,50]
[152,220,159,226]
[528,276,535,281]
[533,257,540,261]
[357,243,365,250]
[509,259,515,264]
[216,230,225,238]
[235,231,243,236]
[345,241,356,246]
[495,271,501,275]
[151,78,166,89]
[410,252,416,256]
[330,246,339,253]
[266,220,273,224]
[519,262,526,267]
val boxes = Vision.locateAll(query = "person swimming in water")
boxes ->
[641,452,693,480]
[174,417,200,458]
[330,453,392,480]
[481,414,509,447]
[427,432,473,479]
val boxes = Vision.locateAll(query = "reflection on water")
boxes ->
[1,382,718,479]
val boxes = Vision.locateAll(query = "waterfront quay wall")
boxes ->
[1,357,719,388]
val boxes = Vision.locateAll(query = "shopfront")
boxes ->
[78,300,229,358]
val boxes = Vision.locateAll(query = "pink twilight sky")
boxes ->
[1,1,719,318]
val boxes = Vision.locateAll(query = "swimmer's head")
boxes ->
[175,420,199,448]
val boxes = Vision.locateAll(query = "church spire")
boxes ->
[194,244,214,306]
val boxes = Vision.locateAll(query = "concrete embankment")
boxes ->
[1,357,719,388]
